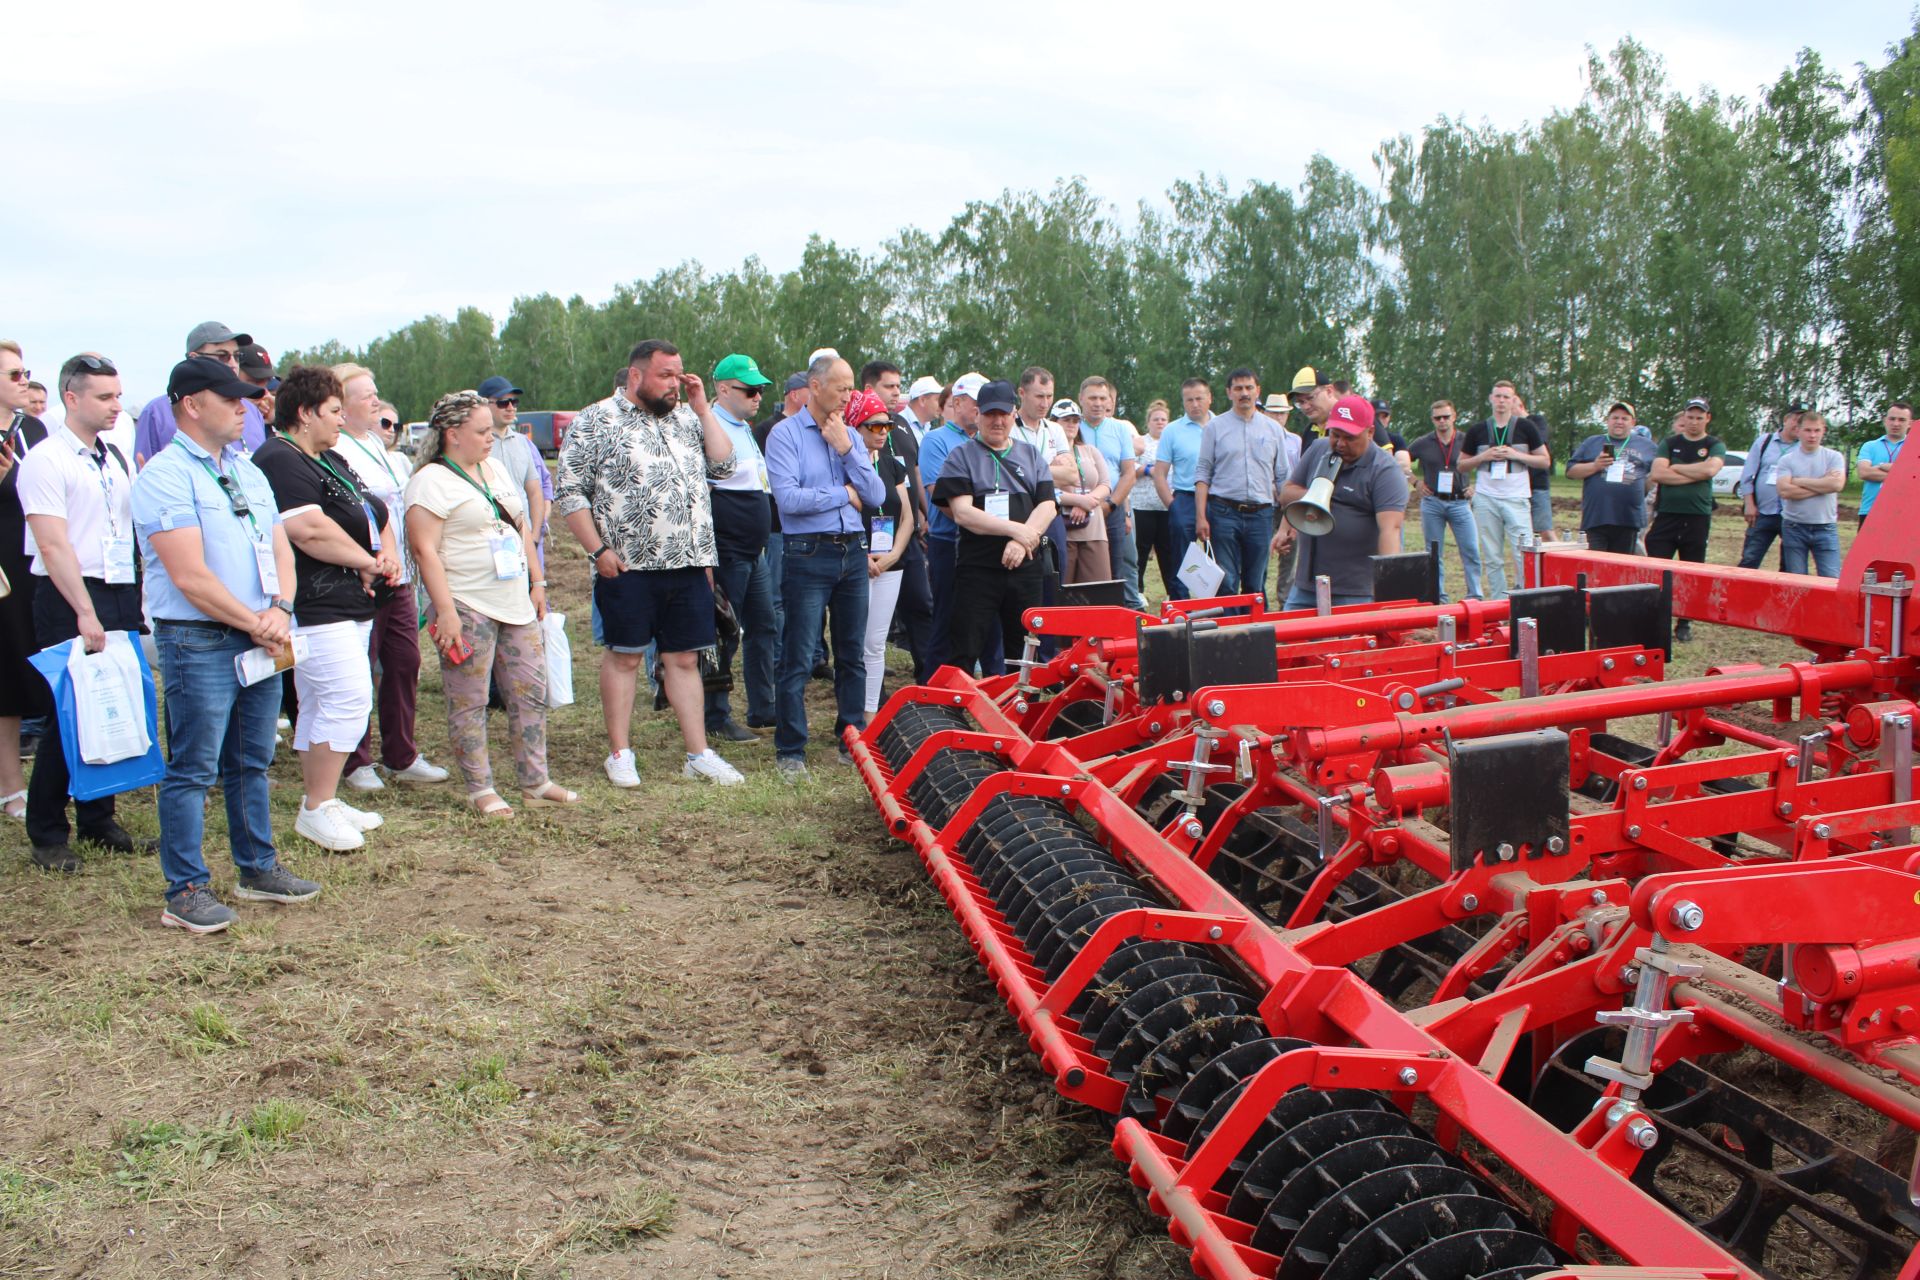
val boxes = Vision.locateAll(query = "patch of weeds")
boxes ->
[580,1049,615,1080]
[0,1164,63,1259]
[244,1100,309,1144]
[441,1053,518,1122]
[567,1181,675,1251]
[185,1001,244,1049]
[110,1102,311,1201]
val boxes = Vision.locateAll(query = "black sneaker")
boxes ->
[1674,620,1694,643]
[234,865,322,904]
[161,886,236,934]
[710,720,758,743]
[31,843,80,874]
[77,821,151,855]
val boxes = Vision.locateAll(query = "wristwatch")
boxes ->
[271,598,295,616]
[589,545,611,563]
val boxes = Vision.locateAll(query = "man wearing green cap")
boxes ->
[707,355,778,741]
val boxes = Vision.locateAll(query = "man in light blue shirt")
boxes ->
[1195,368,1299,602]
[131,358,317,936]
[1735,402,1803,570]
[1858,401,1911,522]
[765,356,885,778]
[918,374,986,669]
[1078,376,1144,608]
[1159,377,1213,599]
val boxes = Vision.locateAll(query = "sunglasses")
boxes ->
[4,369,30,383]
[196,349,238,365]
[855,417,890,430]
[494,397,519,408]
[734,385,765,398]
[213,471,252,518]
[1432,414,1455,422]
[71,354,118,377]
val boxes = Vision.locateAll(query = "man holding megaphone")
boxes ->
[1278,395,1408,610]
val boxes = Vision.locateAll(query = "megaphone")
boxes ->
[1285,452,1342,536]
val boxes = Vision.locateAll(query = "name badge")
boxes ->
[984,491,1011,520]
[102,533,137,585]
[1605,459,1629,484]
[363,500,382,552]
[1436,471,1455,495]
[253,533,280,596]
[1486,459,1509,479]
[489,528,527,581]
[869,515,895,554]
[1763,465,1780,488]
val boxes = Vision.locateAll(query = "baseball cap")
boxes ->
[906,375,943,400]
[236,342,275,381]
[712,354,772,387]
[1261,393,1289,414]
[1784,398,1812,415]
[1290,366,1333,396]
[185,320,251,351]
[975,380,1018,414]
[784,372,808,393]
[1684,396,1712,413]
[1049,398,1082,420]
[1326,394,1375,436]
[477,375,525,401]
[168,356,265,402]
[1370,399,1391,418]
[807,347,841,366]
[951,372,987,402]
[1607,400,1637,418]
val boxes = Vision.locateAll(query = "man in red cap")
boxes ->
[1278,394,1407,608]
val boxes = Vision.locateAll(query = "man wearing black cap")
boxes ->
[237,343,278,424]
[134,322,268,466]
[130,358,319,934]
[1647,397,1727,641]
[1566,401,1657,555]
[1734,401,1805,570]
[932,380,1057,677]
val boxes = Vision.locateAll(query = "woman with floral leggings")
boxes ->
[404,391,578,817]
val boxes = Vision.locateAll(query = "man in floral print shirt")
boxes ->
[555,339,745,789]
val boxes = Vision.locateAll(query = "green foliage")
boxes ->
[292,28,1920,442]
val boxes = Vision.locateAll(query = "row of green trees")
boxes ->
[288,29,1920,456]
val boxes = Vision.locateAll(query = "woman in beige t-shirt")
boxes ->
[405,391,578,817]
[1047,400,1110,585]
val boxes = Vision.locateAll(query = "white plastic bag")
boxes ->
[543,612,574,708]
[69,632,151,764]
[1176,539,1225,598]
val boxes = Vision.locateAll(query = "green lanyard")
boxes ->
[287,437,366,502]
[189,452,262,539]
[1070,442,1087,487]
[1491,419,1513,448]
[442,458,507,524]
[342,431,398,486]
[988,444,1015,492]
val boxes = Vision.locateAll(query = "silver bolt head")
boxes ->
[1059,784,1072,796]
[1605,1101,1632,1126]
[1620,965,1641,984]
[1602,657,1616,670]
[1329,658,1342,668]
[1206,699,1226,718]
[1634,654,1648,666]
[1669,900,1704,932]
[1207,925,1223,940]
[1030,615,1044,628]
[1627,824,1642,838]
[1590,889,1608,905]
[1632,776,1648,791]
[1785,754,1799,768]
[1496,841,1516,860]
[1814,823,1833,839]
[1779,802,1795,817]
[1547,836,1567,853]
[1461,894,1479,911]
[1183,818,1204,840]
[1148,722,1163,733]
[1628,1118,1659,1150]
[1397,1067,1419,1086]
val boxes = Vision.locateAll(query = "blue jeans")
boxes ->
[1471,491,1532,599]
[1283,587,1375,610]
[1167,491,1198,600]
[1205,499,1274,602]
[154,623,283,898]
[707,550,778,728]
[1737,511,1782,570]
[1781,521,1840,577]
[776,535,869,759]
[1420,498,1483,601]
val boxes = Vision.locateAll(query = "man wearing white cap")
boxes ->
[903,376,942,443]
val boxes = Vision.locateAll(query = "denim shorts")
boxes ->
[593,567,714,654]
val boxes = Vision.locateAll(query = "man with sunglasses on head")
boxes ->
[18,354,147,871]
[131,357,318,935]
[476,376,550,564]
[133,322,267,466]
[705,354,779,741]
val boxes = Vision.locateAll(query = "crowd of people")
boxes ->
[0,326,1904,935]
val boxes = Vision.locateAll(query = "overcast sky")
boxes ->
[7,0,1913,406]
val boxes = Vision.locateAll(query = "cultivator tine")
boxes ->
[844,452,1920,1280]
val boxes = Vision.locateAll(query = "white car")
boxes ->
[1712,449,1747,496]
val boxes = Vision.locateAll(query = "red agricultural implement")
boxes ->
[846,444,1920,1280]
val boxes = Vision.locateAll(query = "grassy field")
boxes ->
[0,493,1835,1278]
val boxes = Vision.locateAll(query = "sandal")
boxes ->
[467,790,514,819]
[520,782,581,808]
[1,790,24,821]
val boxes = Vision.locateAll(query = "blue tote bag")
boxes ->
[29,632,167,801]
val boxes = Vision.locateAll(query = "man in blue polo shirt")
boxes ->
[1858,401,1911,525]
[1158,376,1213,600]
[1078,376,1144,608]
[919,372,987,670]
[131,358,319,936]
[766,355,884,781]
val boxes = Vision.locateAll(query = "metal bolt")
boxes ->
[1632,776,1648,791]
[1814,823,1833,839]
[993,740,1004,750]
[1620,965,1641,984]
[1147,722,1162,734]
[1207,925,1223,940]
[1591,889,1608,905]
[1172,690,1185,702]
[1627,824,1642,838]
[1206,699,1226,718]
[1366,637,1379,649]
[1785,754,1799,768]
[1329,658,1342,669]
[1364,669,1375,677]
[1496,842,1516,861]
[1779,802,1795,817]
[1396,692,1415,710]
[1397,1067,1419,1086]
[1059,784,1072,796]
[1013,699,1028,714]
[1461,894,1480,911]
[1627,1117,1659,1150]
[1547,836,1567,854]
[1602,657,1616,671]
[1634,654,1648,667]
[1605,1101,1632,1126]
[1030,615,1044,629]
[1669,899,1704,932]
[953,694,964,705]
[1183,818,1204,841]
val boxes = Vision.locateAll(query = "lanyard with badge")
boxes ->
[1603,437,1632,485]
[90,441,137,584]
[868,442,898,553]
[1485,420,1514,479]
[444,459,527,581]
[303,445,385,554]
[1434,432,1460,495]
[191,452,280,596]
[984,445,1016,521]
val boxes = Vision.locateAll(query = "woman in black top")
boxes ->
[252,366,400,854]
[0,340,51,819]
[851,397,913,715]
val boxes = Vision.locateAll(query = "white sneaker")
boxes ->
[329,798,384,832]
[344,766,384,792]
[604,749,640,788]
[390,756,449,784]
[683,749,745,786]
[295,800,366,852]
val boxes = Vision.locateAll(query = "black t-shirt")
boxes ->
[863,446,908,553]
[253,436,389,625]
[1525,415,1552,490]
[932,438,1055,570]
[1407,430,1469,498]
[1463,416,1545,497]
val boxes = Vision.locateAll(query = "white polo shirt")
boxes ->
[18,425,135,581]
